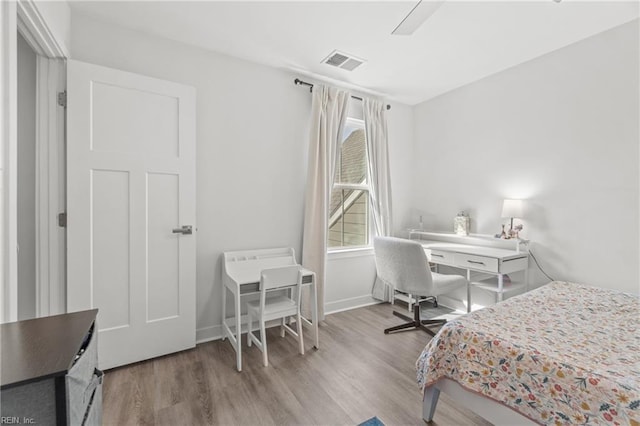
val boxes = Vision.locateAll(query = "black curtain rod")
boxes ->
[294,78,391,110]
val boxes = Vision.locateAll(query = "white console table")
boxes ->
[409,231,529,312]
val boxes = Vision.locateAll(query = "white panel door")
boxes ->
[66,60,196,370]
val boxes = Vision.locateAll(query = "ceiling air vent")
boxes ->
[322,50,365,71]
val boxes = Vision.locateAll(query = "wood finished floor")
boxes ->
[102,303,491,426]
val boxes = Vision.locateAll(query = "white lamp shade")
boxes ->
[502,199,523,218]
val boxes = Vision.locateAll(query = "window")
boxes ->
[328,117,371,249]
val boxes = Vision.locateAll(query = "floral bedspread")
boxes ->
[416,281,640,425]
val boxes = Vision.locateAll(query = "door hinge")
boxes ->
[58,212,67,228]
[57,91,67,108]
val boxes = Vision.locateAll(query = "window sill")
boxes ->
[327,246,374,260]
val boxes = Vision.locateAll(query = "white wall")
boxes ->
[412,20,639,301]
[17,32,36,320]
[70,13,414,340]
[388,103,416,235]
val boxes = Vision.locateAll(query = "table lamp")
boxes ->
[501,199,523,238]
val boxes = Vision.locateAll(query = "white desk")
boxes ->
[222,247,318,372]
[409,231,529,312]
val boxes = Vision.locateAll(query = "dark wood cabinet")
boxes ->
[1,310,102,425]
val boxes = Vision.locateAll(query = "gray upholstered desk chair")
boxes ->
[373,236,468,336]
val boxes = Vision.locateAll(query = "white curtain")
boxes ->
[364,98,393,301]
[302,84,350,321]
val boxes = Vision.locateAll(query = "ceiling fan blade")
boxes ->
[392,0,445,36]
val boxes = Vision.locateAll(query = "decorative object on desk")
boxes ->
[495,224,507,239]
[510,223,523,239]
[502,274,511,286]
[453,211,470,236]
[419,215,424,230]
[501,199,523,239]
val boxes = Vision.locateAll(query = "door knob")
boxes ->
[172,225,193,235]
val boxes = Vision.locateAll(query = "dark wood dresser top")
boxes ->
[1,309,98,389]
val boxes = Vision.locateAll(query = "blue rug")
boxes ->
[358,417,385,426]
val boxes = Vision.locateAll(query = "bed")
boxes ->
[416,281,640,425]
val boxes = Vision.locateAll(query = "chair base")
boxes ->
[384,304,446,337]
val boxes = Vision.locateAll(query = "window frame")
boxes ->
[327,117,374,252]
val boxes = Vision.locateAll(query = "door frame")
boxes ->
[17,0,68,59]
[1,0,67,322]
[1,0,18,323]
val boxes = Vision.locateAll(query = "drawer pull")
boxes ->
[467,260,486,266]
[431,254,444,258]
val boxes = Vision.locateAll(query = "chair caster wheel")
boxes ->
[384,330,390,334]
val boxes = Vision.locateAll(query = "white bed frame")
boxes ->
[423,378,538,425]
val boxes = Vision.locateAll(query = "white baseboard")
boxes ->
[196,324,223,344]
[324,294,381,315]
[196,295,383,344]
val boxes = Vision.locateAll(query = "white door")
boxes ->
[66,60,196,370]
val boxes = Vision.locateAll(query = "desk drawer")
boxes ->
[500,256,528,274]
[455,253,498,273]
[427,249,455,265]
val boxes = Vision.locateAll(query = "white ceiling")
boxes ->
[68,1,639,105]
